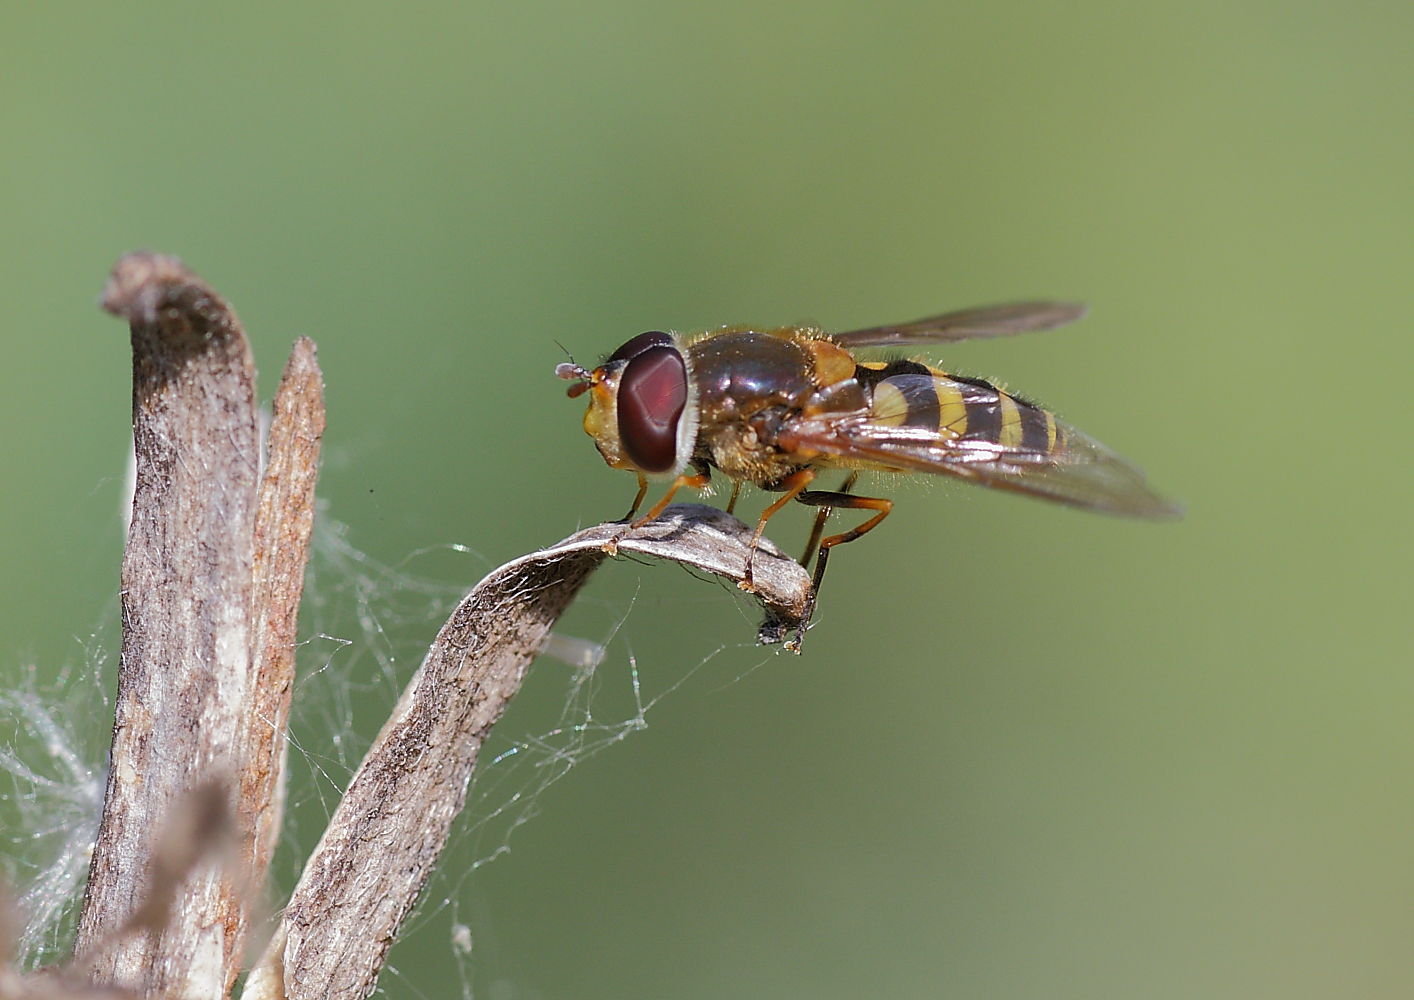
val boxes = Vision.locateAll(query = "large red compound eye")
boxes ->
[617,345,687,473]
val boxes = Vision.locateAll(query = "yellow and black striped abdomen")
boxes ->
[858,359,1060,454]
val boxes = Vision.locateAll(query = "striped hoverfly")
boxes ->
[557,301,1179,647]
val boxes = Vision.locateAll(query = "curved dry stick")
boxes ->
[246,505,811,1000]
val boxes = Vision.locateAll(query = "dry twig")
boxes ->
[247,505,809,999]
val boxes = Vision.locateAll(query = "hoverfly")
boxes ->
[557,302,1179,646]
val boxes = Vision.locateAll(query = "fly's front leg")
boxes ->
[604,466,712,556]
[615,473,650,524]
[787,487,893,651]
[632,467,711,529]
[739,468,815,593]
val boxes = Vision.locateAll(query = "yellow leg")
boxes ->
[631,472,711,528]
[617,473,649,523]
[605,472,710,556]
[739,468,815,592]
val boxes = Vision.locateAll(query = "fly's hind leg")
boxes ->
[788,485,893,650]
[799,472,858,569]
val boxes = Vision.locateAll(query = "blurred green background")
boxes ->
[2,0,1410,997]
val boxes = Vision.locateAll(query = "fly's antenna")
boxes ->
[553,341,592,397]
[552,339,576,365]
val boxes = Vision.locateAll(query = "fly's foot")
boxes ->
[785,599,817,652]
[604,508,655,556]
[602,522,637,557]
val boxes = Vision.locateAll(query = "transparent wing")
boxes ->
[785,374,1181,518]
[832,301,1088,348]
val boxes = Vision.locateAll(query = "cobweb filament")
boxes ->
[0,671,107,967]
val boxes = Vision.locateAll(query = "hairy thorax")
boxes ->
[686,327,860,488]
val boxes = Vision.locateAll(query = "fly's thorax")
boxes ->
[686,328,821,421]
[578,331,699,476]
[677,328,844,485]
[800,336,856,386]
[701,417,809,485]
